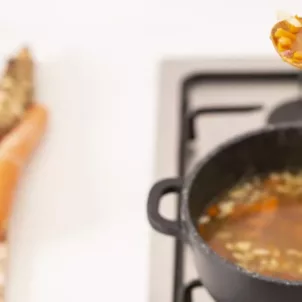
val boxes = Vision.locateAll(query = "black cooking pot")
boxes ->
[147,124,302,302]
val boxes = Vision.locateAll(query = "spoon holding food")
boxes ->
[271,11,302,69]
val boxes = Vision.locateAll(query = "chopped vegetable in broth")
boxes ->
[198,171,302,281]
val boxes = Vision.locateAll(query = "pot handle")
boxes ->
[147,178,183,239]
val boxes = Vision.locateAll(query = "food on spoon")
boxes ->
[198,171,302,281]
[270,12,302,68]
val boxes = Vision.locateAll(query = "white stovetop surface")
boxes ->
[1,0,302,302]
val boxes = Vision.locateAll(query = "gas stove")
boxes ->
[149,57,301,302]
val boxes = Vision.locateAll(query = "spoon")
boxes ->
[271,11,302,69]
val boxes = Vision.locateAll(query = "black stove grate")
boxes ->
[183,280,203,302]
[176,71,300,302]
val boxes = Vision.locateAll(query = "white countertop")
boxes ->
[2,0,302,301]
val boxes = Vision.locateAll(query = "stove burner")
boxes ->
[170,70,298,302]
[267,98,302,125]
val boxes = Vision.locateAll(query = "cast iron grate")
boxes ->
[176,71,299,302]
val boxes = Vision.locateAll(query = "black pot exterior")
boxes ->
[147,124,302,302]
[189,239,302,302]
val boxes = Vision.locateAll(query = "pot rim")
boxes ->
[182,123,302,287]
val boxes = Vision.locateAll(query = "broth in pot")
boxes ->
[198,171,302,281]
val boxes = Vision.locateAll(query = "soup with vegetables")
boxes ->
[198,171,302,281]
